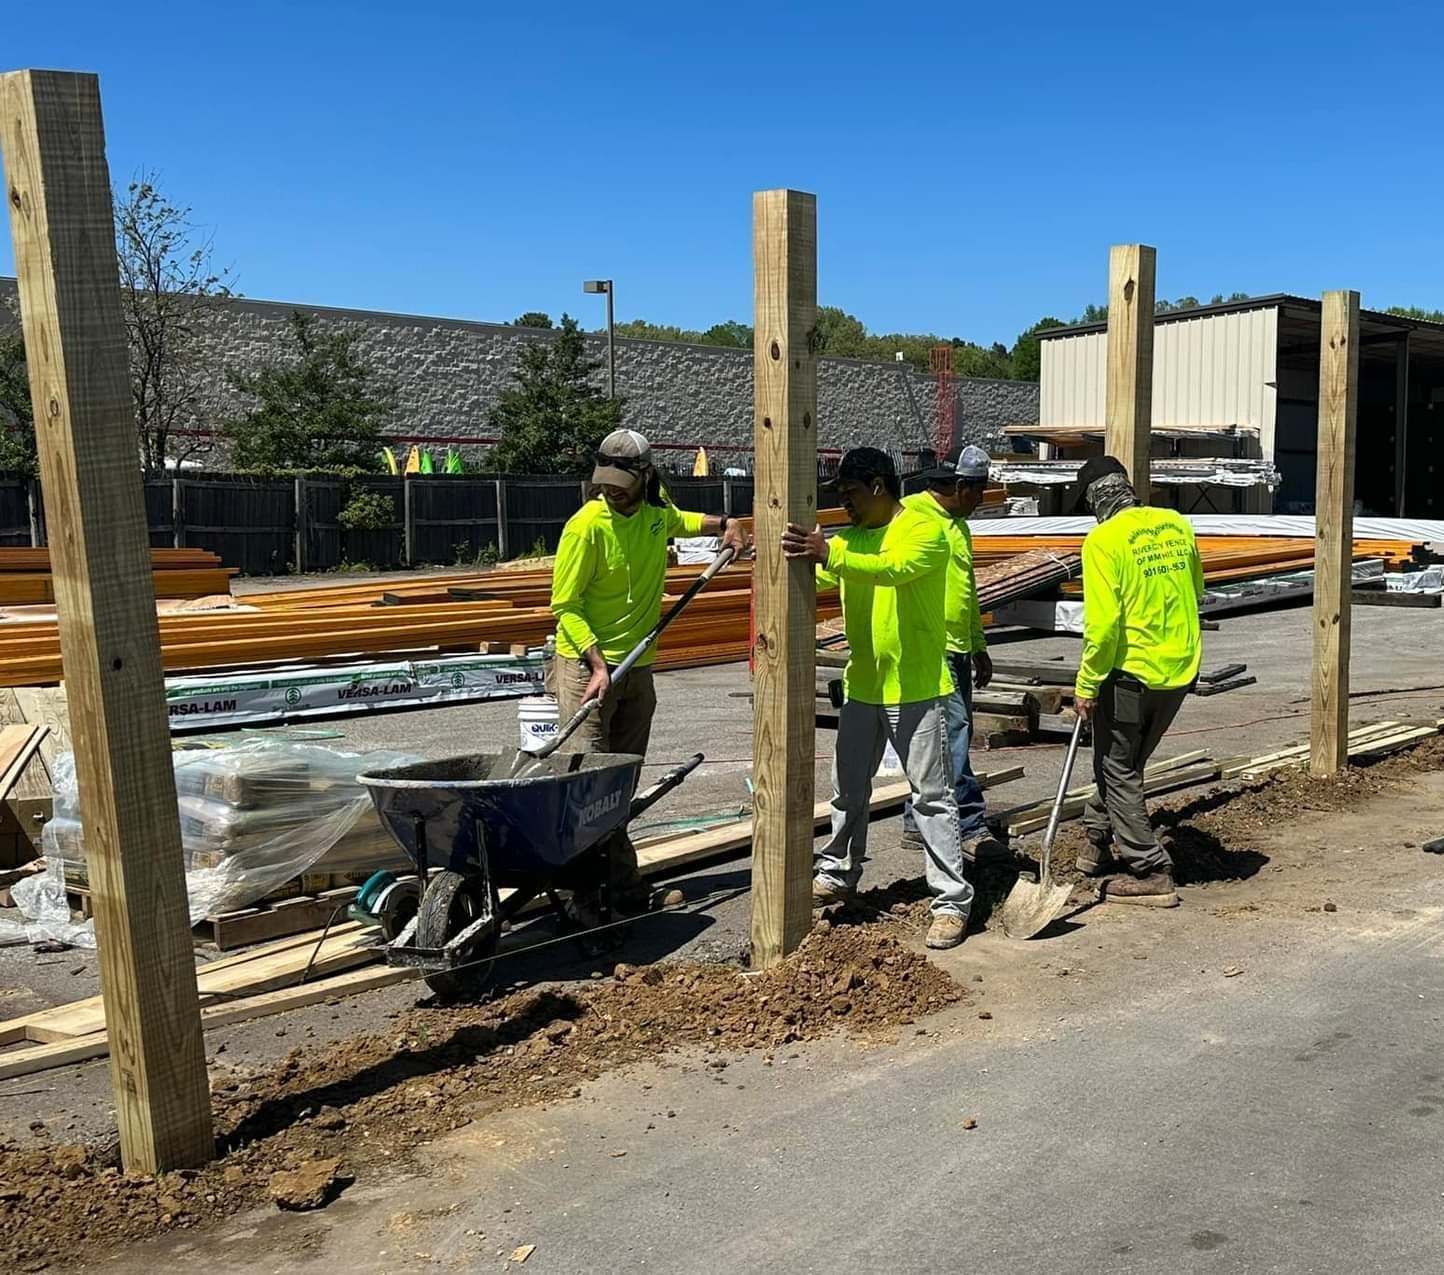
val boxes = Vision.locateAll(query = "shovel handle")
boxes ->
[1037,714,1087,883]
[532,545,738,761]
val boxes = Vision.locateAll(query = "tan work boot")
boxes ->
[925,913,967,949]
[1075,831,1115,877]
[1103,870,1179,907]
[962,832,1009,864]
[812,879,853,908]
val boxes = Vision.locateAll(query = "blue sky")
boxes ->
[4,1,1442,348]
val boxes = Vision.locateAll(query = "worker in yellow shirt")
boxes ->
[551,429,749,911]
[899,445,1003,863]
[782,447,972,950]
[1071,456,1204,907]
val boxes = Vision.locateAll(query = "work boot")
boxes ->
[1075,830,1115,878]
[925,913,967,949]
[962,832,1009,864]
[812,878,854,908]
[900,826,925,853]
[1103,870,1179,908]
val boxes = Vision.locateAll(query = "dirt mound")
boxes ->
[0,919,960,1272]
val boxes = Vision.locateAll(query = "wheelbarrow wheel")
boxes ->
[416,870,499,1003]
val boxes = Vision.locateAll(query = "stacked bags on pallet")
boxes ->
[15,739,417,945]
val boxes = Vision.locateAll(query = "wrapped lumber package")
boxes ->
[40,738,418,922]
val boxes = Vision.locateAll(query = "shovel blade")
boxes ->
[997,876,1075,940]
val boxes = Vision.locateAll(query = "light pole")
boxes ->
[583,279,615,399]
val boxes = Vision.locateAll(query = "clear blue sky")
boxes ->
[4,1,1442,347]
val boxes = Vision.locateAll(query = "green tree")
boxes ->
[613,318,691,342]
[115,172,235,472]
[1009,317,1067,381]
[224,312,396,470]
[0,308,38,477]
[486,314,623,474]
[812,306,871,357]
[698,320,753,348]
[1385,305,1444,323]
[512,312,554,329]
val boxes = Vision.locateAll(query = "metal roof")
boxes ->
[1038,293,1444,341]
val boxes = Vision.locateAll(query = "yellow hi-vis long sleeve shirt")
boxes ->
[816,506,953,705]
[900,491,987,655]
[551,496,706,666]
[1074,505,1205,699]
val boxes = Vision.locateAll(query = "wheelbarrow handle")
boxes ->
[533,545,738,761]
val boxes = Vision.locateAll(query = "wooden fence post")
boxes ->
[402,476,415,566]
[0,68,213,1171]
[1105,244,1156,503]
[494,477,510,559]
[171,476,184,549]
[749,189,818,968]
[293,476,307,573]
[1310,290,1360,777]
[26,477,40,546]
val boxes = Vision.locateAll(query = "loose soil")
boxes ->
[0,914,959,1273]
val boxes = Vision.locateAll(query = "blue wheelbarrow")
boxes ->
[356,547,736,1000]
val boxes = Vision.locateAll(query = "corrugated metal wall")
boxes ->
[1040,306,1279,453]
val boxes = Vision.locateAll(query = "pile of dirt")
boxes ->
[0,918,960,1272]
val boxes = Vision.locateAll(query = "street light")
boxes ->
[582,279,615,399]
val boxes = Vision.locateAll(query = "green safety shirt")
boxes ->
[1075,505,1205,699]
[900,491,986,655]
[551,495,706,666]
[816,506,953,705]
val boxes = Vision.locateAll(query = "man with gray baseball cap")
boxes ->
[898,444,1004,862]
[551,429,749,912]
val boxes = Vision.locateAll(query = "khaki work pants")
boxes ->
[548,655,656,896]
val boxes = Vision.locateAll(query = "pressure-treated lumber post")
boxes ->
[0,69,213,1170]
[750,189,817,968]
[1310,290,1360,777]
[1105,244,1156,503]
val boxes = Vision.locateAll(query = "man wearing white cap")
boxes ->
[899,444,1004,862]
[551,429,749,911]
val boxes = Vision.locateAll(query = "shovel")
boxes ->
[507,544,738,779]
[997,714,1086,940]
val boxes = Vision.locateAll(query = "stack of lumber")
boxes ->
[975,548,1082,612]
[0,688,65,866]
[0,547,234,606]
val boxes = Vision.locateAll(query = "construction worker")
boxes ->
[899,444,1004,863]
[1071,455,1204,907]
[550,429,749,911]
[782,447,972,949]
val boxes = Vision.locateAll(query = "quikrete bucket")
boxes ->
[518,695,560,753]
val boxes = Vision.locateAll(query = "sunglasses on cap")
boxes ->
[593,449,647,472]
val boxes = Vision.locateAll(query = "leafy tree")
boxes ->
[1009,317,1067,382]
[1385,305,1444,324]
[486,314,623,474]
[224,312,397,470]
[812,306,871,358]
[512,312,553,329]
[0,307,38,477]
[698,320,753,348]
[613,318,691,342]
[115,172,234,472]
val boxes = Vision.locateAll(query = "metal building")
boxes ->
[1029,296,1444,517]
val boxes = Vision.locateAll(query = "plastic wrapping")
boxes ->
[40,739,420,925]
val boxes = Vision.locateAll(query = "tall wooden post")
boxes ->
[1310,290,1360,777]
[0,70,213,1170]
[1105,244,1156,502]
[750,189,817,968]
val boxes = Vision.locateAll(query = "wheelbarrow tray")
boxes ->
[357,750,643,880]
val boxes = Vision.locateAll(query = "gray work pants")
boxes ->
[1082,673,1190,875]
[816,698,973,918]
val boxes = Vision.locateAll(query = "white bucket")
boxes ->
[518,695,560,753]
[876,739,904,777]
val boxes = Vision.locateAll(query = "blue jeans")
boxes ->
[903,652,988,841]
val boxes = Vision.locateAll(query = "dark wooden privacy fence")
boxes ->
[7,470,840,575]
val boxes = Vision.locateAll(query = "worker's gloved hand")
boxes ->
[974,650,993,690]
[1075,695,1096,723]
[720,520,752,558]
[781,523,828,564]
